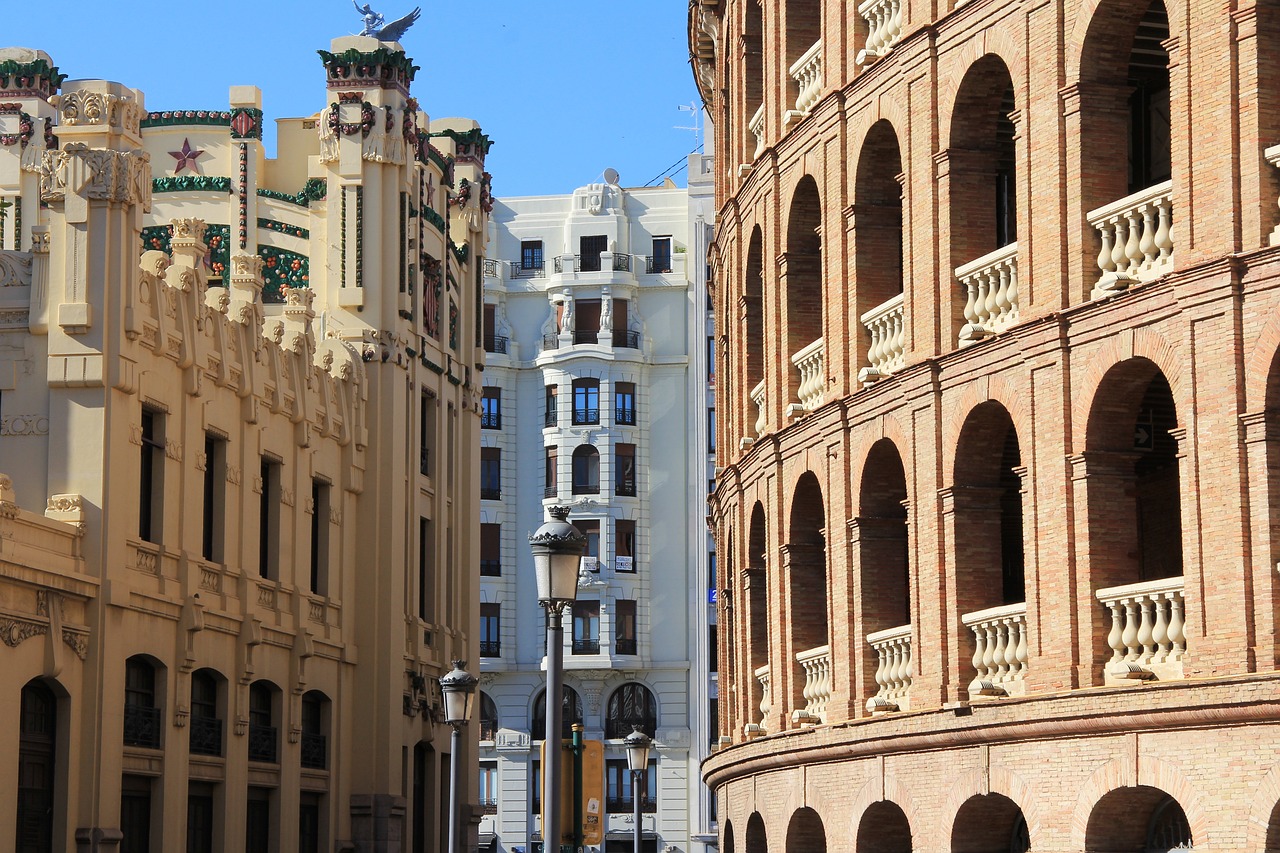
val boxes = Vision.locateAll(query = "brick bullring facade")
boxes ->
[690,0,1280,849]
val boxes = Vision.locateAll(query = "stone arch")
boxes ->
[941,765,1041,853]
[785,472,829,716]
[943,374,1034,479]
[849,772,922,853]
[1069,755,1209,851]
[745,501,770,728]
[852,120,906,380]
[1066,0,1184,83]
[746,811,768,853]
[724,818,737,853]
[782,176,825,411]
[1246,761,1280,852]
[1245,311,1280,412]
[785,806,826,853]
[745,224,766,400]
[1073,327,1187,445]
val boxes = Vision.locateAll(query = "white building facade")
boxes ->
[475,152,716,853]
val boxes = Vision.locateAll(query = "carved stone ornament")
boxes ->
[0,617,45,647]
[58,88,144,136]
[0,251,33,288]
[45,493,82,513]
[2,414,49,436]
[40,144,151,207]
[0,309,28,328]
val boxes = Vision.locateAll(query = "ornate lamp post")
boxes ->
[440,660,478,853]
[529,506,586,853]
[624,725,652,853]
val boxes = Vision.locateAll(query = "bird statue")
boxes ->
[353,3,421,42]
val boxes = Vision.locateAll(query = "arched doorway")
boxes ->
[952,793,1029,853]
[1085,787,1192,852]
[857,800,911,853]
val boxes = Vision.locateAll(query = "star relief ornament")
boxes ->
[170,138,204,174]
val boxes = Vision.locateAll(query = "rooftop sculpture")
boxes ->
[353,2,421,42]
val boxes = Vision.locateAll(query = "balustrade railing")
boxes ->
[483,334,508,354]
[1096,576,1185,683]
[754,664,771,733]
[961,601,1028,698]
[612,253,632,272]
[189,715,223,756]
[792,644,831,724]
[790,337,826,415]
[857,0,903,64]
[859,293,905,387]
[482,258,500,279]
[751,379,768,437]
[248,724,278,763]
[749,104,766,160]
[788,40,824,118]
[123,705,162,749]
[301,733,327,770]
[1086,180,1174,298]
[956,242,1019,347]
[512,263,544,279]
[866,624,912,713]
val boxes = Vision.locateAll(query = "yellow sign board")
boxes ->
[539,739,605,846]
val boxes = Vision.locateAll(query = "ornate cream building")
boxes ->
[691,0,1280,850]
[0,36,489,853]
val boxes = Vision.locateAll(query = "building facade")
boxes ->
[691,0,1280,849]
[0,36,489,853]
[474,157,717,853]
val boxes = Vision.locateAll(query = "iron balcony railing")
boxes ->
[615,407,637,426]
[480,720,498,742]
[301,733,327,770]
[545,409,557,427]
[616,638,638,656]
[482,259,500,278]
[612,253,632,272]
[616,476,637,497]
[480,797,499,815]
[606,719,655,740]
[572,483,600,496]
[542,334,560,351]
[420,447,430,477]
[572,408,600,425]
[613,329,641,349]
[480,640,501,658]
[646,255,672,274]
[189,715,223,757]
[573,329,598,345]
[481,411,502,429]
[572,638,600,655]
[483,334,509,354]
[607,797,657,815]
[480,559,501,577]
[123,705,162,749]
[248,724,278,763]
[512,263,544,279]
[544,484,558,498]
[580,252,600,272]
[481,486,501,501]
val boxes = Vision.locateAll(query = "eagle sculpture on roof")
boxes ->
[354,3,421,42]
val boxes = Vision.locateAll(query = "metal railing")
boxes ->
[480,559,501,577]
[607,797,657,815]
[301,733,327,770]
[480,640,501,658]
[572,483,600,496]
[479,797,499,815]
[545,409,558,427]
[482,258,500,279]
[616,475,636,497]
[580,252,600,272]
[420,447,430,477]
[542,334,560,351]
[248,724,278,763]
[615,407,637,425]
[123,705,162,749]
[613,329,641,349]
[189,715,223,757]
[646,255,672,274]
[480,486,501,501]
[572,408,600,425]
[544,484,558,498]
[616,638,637,656]
[481,411,502,429]
[612,253,632,272]
[483,334,509,354]
[512,264,543,279]
[573,329,598,345]
[572,638,600,655]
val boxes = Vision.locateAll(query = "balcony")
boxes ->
[189,715,223,757]
[791,644,831,725]
[572,408,600,425]
[789,337,826,417]
[481,411,501,429]
[480,640,501,658]
[607,797,657,815]
[956,242,1019,347]
[616,638,637,655]
[542,334,560,352]
[616,474,637,497]
[480,559,501,577]
[512,263,543,279]
[612,253,632,272]
[749,104,766,161]
[420,447,430,477]
[572,638,600,655]
[1087,180,1174,299]
[858,293,905,388]
[545,409,557,427]
[581,556,600,573]
[751,379,768,438]
[248,723,278,763]
[301,732,327,770]
[856,0,903,65]
[483,334,509,355]
[613,329,641,349]
[646,255,673,274]
[1096,576,1185,685]
[615,406,637,426]
[481,486,501,501]
[482,258,501,279]
[123,705,162,749]
[544,484,557,498]
[554,255,579,274]
[787,40,824,121]
[865,624,912,713]
[480,797,499,816]
[961,602,1028,699]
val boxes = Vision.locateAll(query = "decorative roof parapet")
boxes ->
[317,47,418,92]
[257,178,327,207]
[428,127,493,165]
[0,52,66,99]
[141,109,232,129]
[153,175,232,193]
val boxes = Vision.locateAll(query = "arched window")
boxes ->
[605,682,657,739]
[301,691,328,770]
[189,669,223,757]
[18,679,58,853]
[784,178,824,411]
[124,656,162,749]
[572,446,600,495]
[248,681,278,764]
[479,692,499,743]
[532,686,583,741]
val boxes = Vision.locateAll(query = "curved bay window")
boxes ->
[247,681,278,764]
[605,682,657,740]
[532,686,583,741]
[189,669,223,757]
[124,656,162,750]
[18,679,58,853]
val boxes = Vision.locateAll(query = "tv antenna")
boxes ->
[676,103,702,151]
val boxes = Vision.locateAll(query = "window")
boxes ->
[532,686,583,741]
[187,782,215,853]
[574,299,602,345]
[572,446,600,494]
[258,458,281,580]
[615,444,636,497]
[311,480,331,595]
[708,409,716,454]
[299,793,321,853]
[120,774,154,853]
[572,600,600,654]
[616,599,637,656]
[531,759,542,813]
[420,390,435,477]
[480,603,501,658]
[483,305,507,354]
[123,657,161,749]
[545,446,559,498]
[615,520,636,572]
[481,523,501,576]
[481,387,501,429]
[301,691,327,770]
[479,692,498,742]
[580,235,607,272]
[573,379,600,424]
[709,625,718,673]
[545,384,558,427]
[709,552,717,595]
[248,682,277,763]
[189,669,222,757]
[202,434,226,561]
[418,517,433,622]
[610,299,636,349]
[707,336,716,384]
[480,448,501,500]
[615,383,636,425]
[139,408,165,543]
[245,787,271,853]
[605,683,657,739]
[18,679,57,853]
[521,239,544,272]
[605,759,657,814]
[650,237,673,273]
[479,763,498,814]
[574,520,600,572]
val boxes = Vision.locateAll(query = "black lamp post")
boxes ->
[440,660,478,853]
[624,725,652,853]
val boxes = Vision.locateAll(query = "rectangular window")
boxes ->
[245,787,271,853]
[707,336,716,384]
[480,603,500,658]
[121,774,154,853]
[202,433,226,561]
[420,390,435,477]
[606,759,657,813]
[574,299,602,345]
[573,379,600,424]
[573,520,600,572]
[572,600,600,655]
[479,763,499,814]
[187,783,215,853]
[521,240,544,272]
[616,443,636,497]
[545,384,558,427]
[545,446,558,498]
[615,383,636,425]
[311,480,331,595]
[418,517,433,622]
[580,235,607,272]
[615,520,636,572]
[139,408,165,543]
[650,237,673,274]
[531,760,542,814]
[480,448,501,500]
[710,624,719,673]
[481,387,502,430]
[708,409,716,454]
[480,523,501,576]
[299,793,321,853]
[259,457,281,580]
[611,299,635,348]
[616,599,637,656]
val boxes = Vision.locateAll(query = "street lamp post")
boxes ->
[529,506,586,853]
[624,725,652,853]
[440,660,478,853]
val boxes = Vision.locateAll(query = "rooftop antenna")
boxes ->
[676,103,702,151]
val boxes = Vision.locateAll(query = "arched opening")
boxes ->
[784,178,824,411]
[952,793,1029,853]
[605,682,658,739]
[247,680,280,764]
[572,445,601,495]
[725,819,737,853]
[531,686,583,741]
[746,502,769,729]
[745,226,765,417]
[1264,798,1280,852]
[854,121,906,377]
[743,0,764,159]
[124,655,163,750]
[783,0,821,111]
[858,439,911,710]
[478,692,499,742]
[786,807,826,853]
[301,690,329,770]
[746,812,767,853]
[787,474,828,717]
[857,800,911,853]
[1085,787,1192,852]
[189,668,224,758]
[18,678,59,853]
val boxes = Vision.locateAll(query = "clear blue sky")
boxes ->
[5,1,703,197]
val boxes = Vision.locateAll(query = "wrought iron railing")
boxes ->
[573,329,598,345]
[123,705,162,749]
[482,259,500,279]
[572,638,600,655]
[646,255,672,274]
[480,797,499,815]
[420,447,430,477]
[580,252,601,272]
[480,720,498,742]
[301,733,327,770]
[481,411,502,429]
[572,483,600,496]
[189,715,223,757]
[545,409,558,427]
[616,475,636,497]
[512,264,543,279]
[615,407,637,426]
[483,334,509,354]
[544,484,558,498]
[480,559,501,577]
[542,334,559,351]
[248,724,278,763]
[612,253,632,272]
[616,638,637,656]
[606,718,655,740]
[480,640,501,658]
[481,486,501,501]
[572,408,600,425]
[613,329,641,349]
[607,797,657,815]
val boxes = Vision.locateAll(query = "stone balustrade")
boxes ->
[1265,144,1280,245]
[858,292,905,387]
[751,379,768,437]
[790,337,826,416]
[856,0,903,65]
[866,624,912,713]
[1096,576,1185,684]
[749,104,766,161]
[788,40,824,119]
[961,601,1028,698]
[793,645,832,724]
[1086,179,1174,298]
[754,664,771,733]
[956,242,1019,347]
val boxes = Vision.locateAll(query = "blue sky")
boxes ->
[5,1,703,197]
